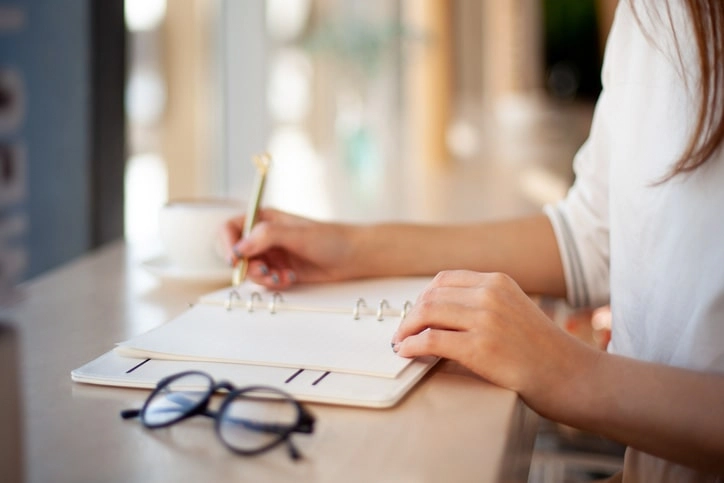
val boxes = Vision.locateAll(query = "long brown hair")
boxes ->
[650,1,724,180]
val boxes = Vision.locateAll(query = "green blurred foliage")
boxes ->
[544,0,602,100]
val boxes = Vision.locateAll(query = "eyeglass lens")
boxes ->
[143,372,213,426]
[218,388,299,452]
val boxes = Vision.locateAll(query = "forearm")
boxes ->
[544,347,724,474]
[348,213,566,297]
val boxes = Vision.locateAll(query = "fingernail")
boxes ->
[259,264,269,275]
[287,271,297,283]
[232,246,243,258]
[271,273,280,285]
[391,342,400,353]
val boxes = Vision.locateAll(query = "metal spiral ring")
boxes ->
[353,298,367,320]
[225,290,241,311]
[376,299,390,321]
[401,301,413,319]
[269,292,284,314]
[247,291,262,312]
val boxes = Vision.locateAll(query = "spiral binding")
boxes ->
[210,289,412,321]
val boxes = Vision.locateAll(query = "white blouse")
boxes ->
[544,0,724,480]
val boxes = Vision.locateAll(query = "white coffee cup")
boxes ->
[158,198,243,272]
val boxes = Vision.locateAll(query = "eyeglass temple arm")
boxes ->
[296,407,315,434]
[121,408,141,419]
[222,417,294,434]
[286,439,302,460]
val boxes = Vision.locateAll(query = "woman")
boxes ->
[223,0,724,479]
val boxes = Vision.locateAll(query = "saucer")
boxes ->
[141,256,232,284]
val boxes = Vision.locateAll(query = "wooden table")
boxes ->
[8,241,538,482]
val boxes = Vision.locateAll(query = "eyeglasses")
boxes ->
[121,371,315,460]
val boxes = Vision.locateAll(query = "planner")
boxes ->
[72,277,440,408]
[71,350,439,408]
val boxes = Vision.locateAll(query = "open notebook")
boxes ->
[72,277,440,408]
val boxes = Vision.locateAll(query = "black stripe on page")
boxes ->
[285,369,304,383]
[312,371,330,386]
[126,358,151,374]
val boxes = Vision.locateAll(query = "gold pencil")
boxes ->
[232,153,271,287]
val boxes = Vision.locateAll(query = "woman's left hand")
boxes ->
[392,270,597,409]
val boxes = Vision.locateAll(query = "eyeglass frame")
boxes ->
[121,370,315,460]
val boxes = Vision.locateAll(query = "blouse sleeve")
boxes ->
[544,93,612,308]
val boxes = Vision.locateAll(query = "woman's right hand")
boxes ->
[221,209,359,289]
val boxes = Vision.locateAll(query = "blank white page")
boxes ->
[116,277,431,378]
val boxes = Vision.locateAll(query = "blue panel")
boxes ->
[0,0,91,281]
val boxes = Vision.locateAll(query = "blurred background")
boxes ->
[124,0,614,246]
[0,0,618,282]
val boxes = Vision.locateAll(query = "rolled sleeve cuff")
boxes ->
[544,203,610,308]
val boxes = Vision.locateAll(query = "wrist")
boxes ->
[343,224,387,278]
[524,331,605,425]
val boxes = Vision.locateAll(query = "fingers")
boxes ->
[394,328,471,361]
[221,217,245,265]
[426,269,491,289]
[222,209,297,265]
[233,216,307,259]
[425,269,517,294]
[394,286,483,343]
[222,209,302,276]
[222,209,346,287]
[246,260,297,289]
[394,270,512,337]
[233,221,273,257]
